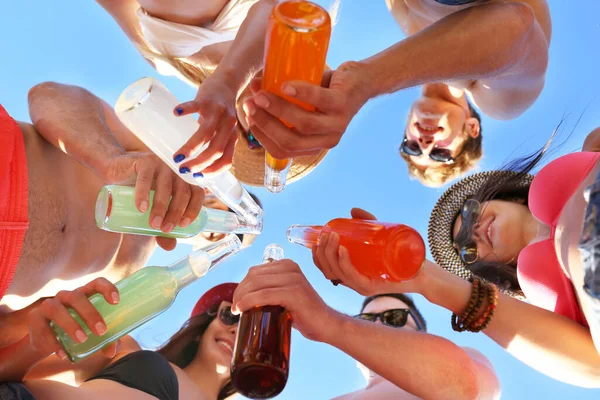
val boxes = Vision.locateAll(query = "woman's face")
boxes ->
[197,301,238,375]
[452,200,531,264]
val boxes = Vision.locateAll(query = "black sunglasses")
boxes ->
[454,199,481,264]
[400,137,457,164]
[217,305,240,326]
[354,309,424,331]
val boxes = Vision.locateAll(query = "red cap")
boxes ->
[191,283,238,317]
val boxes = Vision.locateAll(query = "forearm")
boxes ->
[322,312,481,399]
[0,336,44,382]
[212,0,279,89]
[422,263,600,388]
[0,298,50,347]
[28,82,125,177]
[361,3,543,99]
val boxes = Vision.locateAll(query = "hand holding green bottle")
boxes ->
[27,278,120,360]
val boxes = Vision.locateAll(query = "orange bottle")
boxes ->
[261,0,331,193]
[287,219,426,281]
[231,244,292,399]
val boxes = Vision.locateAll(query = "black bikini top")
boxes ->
[434,0,480,5]
[87,350,178,400]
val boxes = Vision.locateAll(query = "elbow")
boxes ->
[499,3,540,62]
[28,81,63,107]
[455,362,482,400]
[501,3,537,42]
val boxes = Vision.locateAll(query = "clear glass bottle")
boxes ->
[115,77,263,225]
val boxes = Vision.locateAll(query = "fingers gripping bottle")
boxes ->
[231,244,291,398]
[287,219,426,281]
[52,235,242,362]
[262,1,331,193]
[115,77,263,226]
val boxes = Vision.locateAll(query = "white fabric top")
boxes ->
[137,0,258,81]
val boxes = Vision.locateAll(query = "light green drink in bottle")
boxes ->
[95,185,262,239]
[51,234,242,362]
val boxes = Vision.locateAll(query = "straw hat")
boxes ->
[230,127,328,187]
[427,171,533,298]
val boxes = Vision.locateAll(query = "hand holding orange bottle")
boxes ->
[288,208,427,296]
[260,0,331,193]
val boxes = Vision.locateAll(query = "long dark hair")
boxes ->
[156,303,236,400]
[455,125,560,294]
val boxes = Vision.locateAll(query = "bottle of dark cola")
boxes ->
[231,244,291,399]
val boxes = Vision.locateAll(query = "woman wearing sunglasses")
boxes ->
[0,280,241,400]
[312,157,600,390]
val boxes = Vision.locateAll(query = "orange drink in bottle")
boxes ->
[261,1,331,193]
[287,219,425,281]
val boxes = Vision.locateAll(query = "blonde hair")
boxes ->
[400,139,482,187]
[401,125,483,187]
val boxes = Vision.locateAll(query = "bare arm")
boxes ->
[28,82,145,178]
[364,2,550,119]
[418,261,600,388]
[28,81,204,245]
[233,260,494,399]
[0,334,138,384]
[324,313,489,400]
[204,0,279,90]
[23,335,140,384]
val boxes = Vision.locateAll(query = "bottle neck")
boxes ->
[199,208,262,236]
[168,257,201,291]
[168,234,243,291]
[286,225,323,248]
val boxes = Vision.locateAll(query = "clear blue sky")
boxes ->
[2,1,600,399]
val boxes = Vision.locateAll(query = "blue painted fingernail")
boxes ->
[179,167,190,174]
[193,172,203,178]
[176,107,184,115]
[174,154,185,163]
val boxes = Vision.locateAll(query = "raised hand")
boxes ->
[242,62,372,159]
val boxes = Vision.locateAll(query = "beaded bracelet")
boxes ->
[468,284,499,332]
[452,278,499,333]
[451,277,481,332]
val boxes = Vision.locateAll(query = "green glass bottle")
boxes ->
[95,185,262,238]
[51,234,242,362]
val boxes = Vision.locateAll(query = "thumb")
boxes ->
[351,208,377,220]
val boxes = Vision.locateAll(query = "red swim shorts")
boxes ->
[0,105,28,299]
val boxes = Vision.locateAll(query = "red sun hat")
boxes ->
[191,283,238,317]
